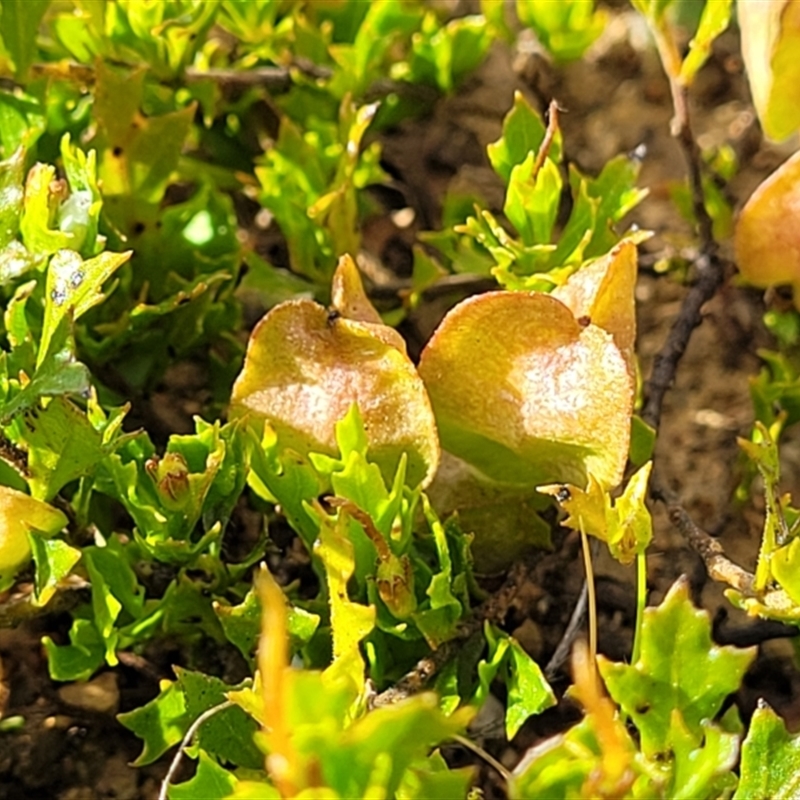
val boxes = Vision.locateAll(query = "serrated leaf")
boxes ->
[18,396,105,501]
[94,61,196,203]
[1,331,92,424]
[418,291,633,490]
[326,694,473,799]
[39,248,131,368]
[28,533,81,606]
[59,134,104,257]
[735,700,800,800]
[315,508,376,689]
[169,750,237,800]
[215,586,320,667]
[598,577,756,757]
[231,255,439,490]
[175,669,263,770]
[118,680,191,767]
[540,461,653,564]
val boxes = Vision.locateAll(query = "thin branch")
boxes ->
[640,31,730,434]
[651,477,755,593]
[545,575,588,681]
[640,253,729,432]
[531,99,561,180]
[158,700,234,800]
[452,733,513,786]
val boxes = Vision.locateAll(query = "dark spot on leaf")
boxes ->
[636,703,650,715]
[577,315,591,327]
[112,146,123,157]
[133,221,146,235]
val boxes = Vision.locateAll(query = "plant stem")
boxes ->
[579,519,597,667]
[632,551,647,664]
[158,700,234,800]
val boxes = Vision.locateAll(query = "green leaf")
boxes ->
[505,155,561,246]
[169,750,237,800]
[487,91,560,184]
[0,146,24,250]
[0,89,45,158]
[316,507,376,689]
[118,679,191,767]
[18,396,105,501]
[84,549,123,666]
[505,639,556,739]
[40,248,131,368]
[598,577,756,757]
[175,669,263,770]
[0,0,50,80]
[735,700,800,800]
[59,134,104,257]
[1,332,92,425]
[679,0,733,84]
[94,61,196,204]
[215,586,320,667]
[630,414,656,467]
[667,711,739,800]
[516,0,607,63]
[28,533,81,606]
[323,694,473,799]
[43,617,105,681]
[397,752,474,800]
[19,163,74,258]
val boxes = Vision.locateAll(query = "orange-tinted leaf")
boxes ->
[738,0,800,142]
[735,149,800,305]
[418,291,633,490]
[552,239,637,373]
[230,256,439,489]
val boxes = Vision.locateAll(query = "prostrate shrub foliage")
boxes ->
[1,1,800,798]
